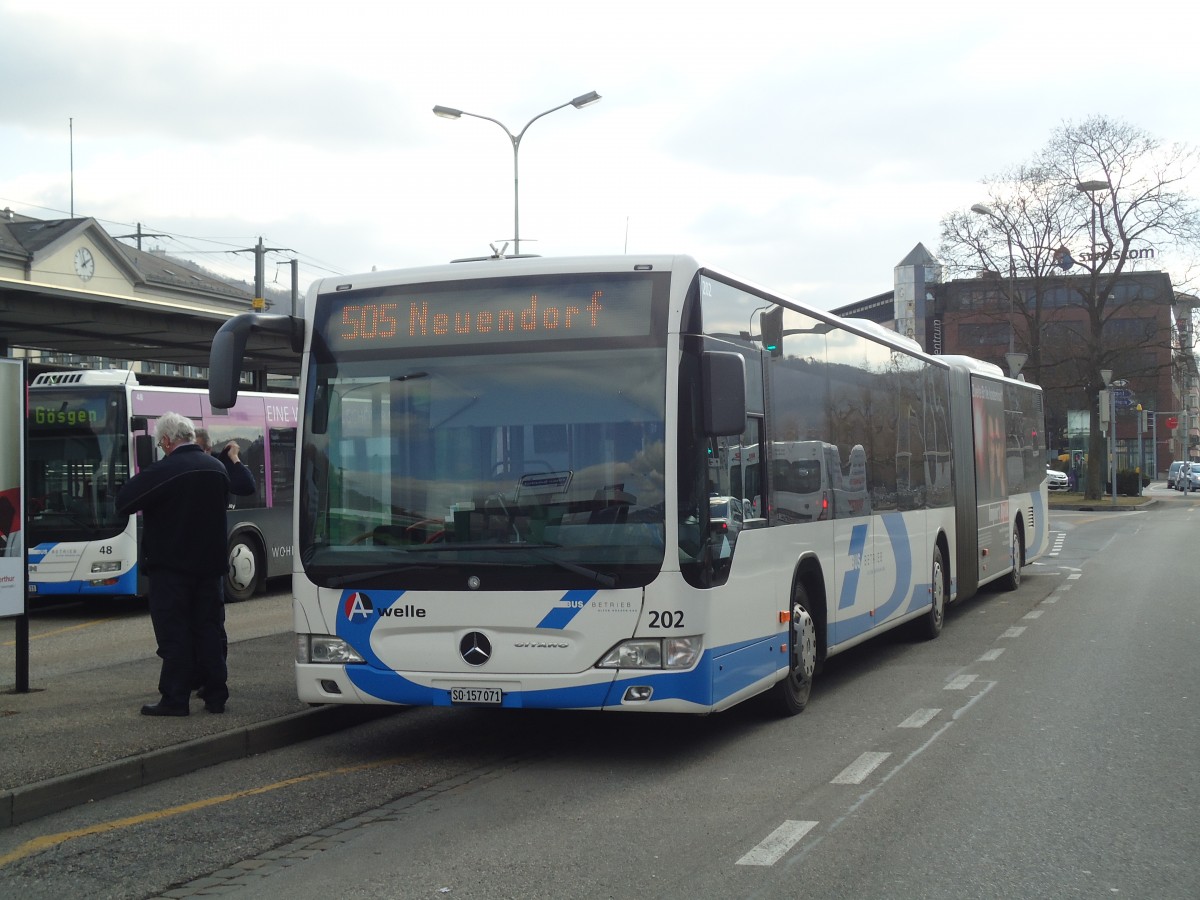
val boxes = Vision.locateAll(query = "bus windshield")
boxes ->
[300,348,667,591]
[26,387,130,543]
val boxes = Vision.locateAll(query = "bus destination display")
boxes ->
[28,395,109,430]
[319,275,657,351]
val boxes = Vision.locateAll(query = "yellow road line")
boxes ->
[0,757,401,869]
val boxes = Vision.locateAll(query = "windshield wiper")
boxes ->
[399,542,618,588]
[483,543,617,588]
[526,547,617,588]
[37,510,96,530]
[322,564,441,587]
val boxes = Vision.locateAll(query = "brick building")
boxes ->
[832,244,1199,478]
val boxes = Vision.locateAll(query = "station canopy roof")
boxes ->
[0,278,300,375]
[0,213,301,376]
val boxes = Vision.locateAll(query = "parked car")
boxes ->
[1168,460,1184,489]
[1046,468,1070,492]
[708,496,744,542]
[1177,462,1200,493]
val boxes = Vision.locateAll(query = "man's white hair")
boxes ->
[155,411,196,445]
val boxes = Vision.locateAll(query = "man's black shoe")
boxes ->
[141,702,189,717]
[204,701,226,714]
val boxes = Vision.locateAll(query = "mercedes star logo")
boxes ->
[460,632,492,666]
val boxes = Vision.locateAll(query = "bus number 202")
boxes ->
[648,610,684,628]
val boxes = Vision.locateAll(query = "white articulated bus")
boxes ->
[26,370,297,602]
[210,255,1048,715]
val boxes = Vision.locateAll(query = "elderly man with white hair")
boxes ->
[115,411,234,716]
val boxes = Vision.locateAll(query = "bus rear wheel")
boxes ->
[226,534,261,602]
[770,587,816,716]
[915,545,946,639]
[1001,526,1023,592]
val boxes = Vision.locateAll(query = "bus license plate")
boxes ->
[450,687,503,705]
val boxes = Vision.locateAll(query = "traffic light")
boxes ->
[1098,390,1110,430]
[761,306,783,358]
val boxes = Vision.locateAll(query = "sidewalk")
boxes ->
[0,632,393,829]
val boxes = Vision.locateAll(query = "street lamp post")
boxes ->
[1077,180,1112,502]
[970,203,1027,378]
[1101,368,1117,505]
[1076,180,1110,268]
[433,91,601,255]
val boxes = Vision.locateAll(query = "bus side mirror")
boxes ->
[134,434,155,471]
[209,312,303,408]
[701,351,746,437]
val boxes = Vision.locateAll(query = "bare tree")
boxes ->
[940,116,1200,500]
[940,163,1077,388]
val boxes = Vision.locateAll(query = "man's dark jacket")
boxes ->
[115,443,231,576]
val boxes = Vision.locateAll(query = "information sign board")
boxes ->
[0,357,25,617]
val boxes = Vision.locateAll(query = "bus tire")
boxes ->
[1001,525,1023,592]
[770,586,816,716]
[226,533,261,602]
[915,545,947,639]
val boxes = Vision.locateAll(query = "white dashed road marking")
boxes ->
[735,583,1060,871]
[898,708,941,728]
[736,820,819,866]
[831,752,891,785]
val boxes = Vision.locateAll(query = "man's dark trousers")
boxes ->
[149,570,229,710]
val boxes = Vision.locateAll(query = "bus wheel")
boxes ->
[916,545,946,639]
[226,534,261,602]
[770,587,816,716]
[1001,526,1023,592]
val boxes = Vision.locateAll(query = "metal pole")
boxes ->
[1006,231,1015,355]
[254,237,265,300]
[1138,408,1144,496]
[14,613,29,693]
[289,258,299,317]
[1094,201,1105,501]
[1152,413,1157,479]
[1091,202,1097,268]
[511,138,520,255]
[1110,389,1117,505]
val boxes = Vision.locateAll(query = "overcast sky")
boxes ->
[2,0,1198,310]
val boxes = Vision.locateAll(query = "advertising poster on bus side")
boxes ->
[0,357,25,617]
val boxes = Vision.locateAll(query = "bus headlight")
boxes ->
[298,635,366,665]
[90,561,123,573]
[597,636,702,670]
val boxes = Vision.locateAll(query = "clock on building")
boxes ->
[73,247,96,281]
